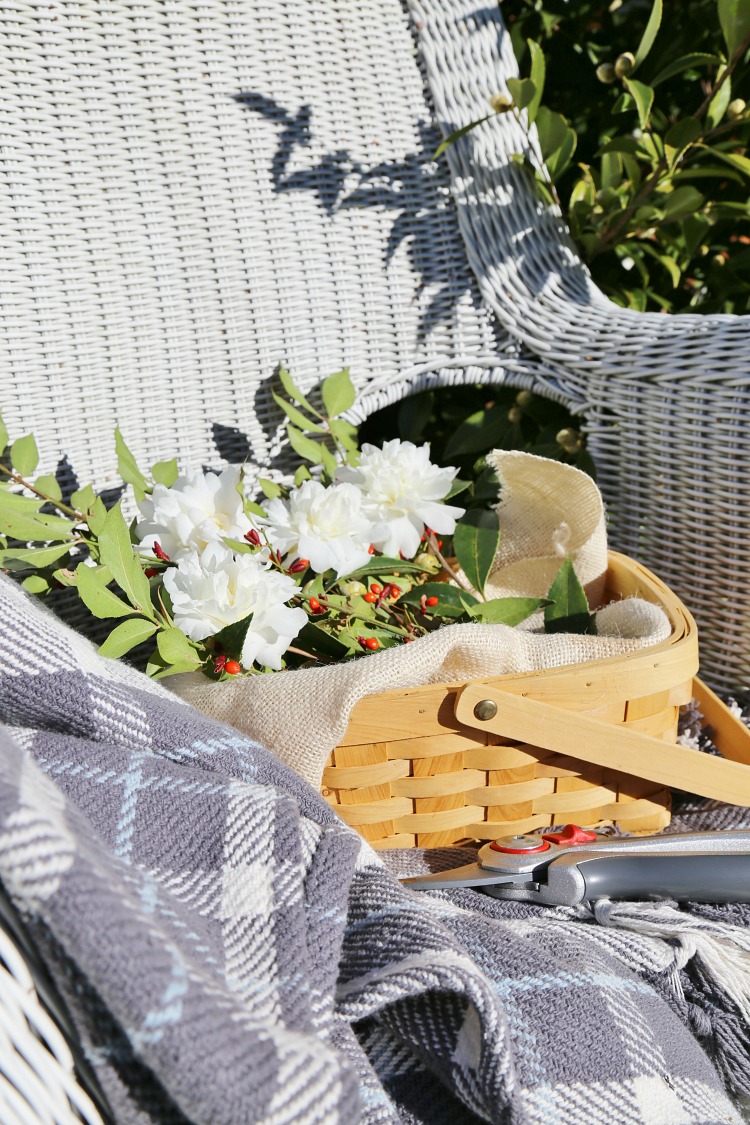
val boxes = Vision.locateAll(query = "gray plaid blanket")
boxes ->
[1,572,749,1125]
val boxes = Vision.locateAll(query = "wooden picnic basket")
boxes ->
[322,551,750,849]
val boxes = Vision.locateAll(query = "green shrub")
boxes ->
[487,0,750,315]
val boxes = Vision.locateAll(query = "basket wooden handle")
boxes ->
[455,679,750,807]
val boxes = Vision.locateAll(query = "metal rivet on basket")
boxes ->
[473,699,498,721]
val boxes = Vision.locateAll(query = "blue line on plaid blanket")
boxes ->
[0,573,748,1125]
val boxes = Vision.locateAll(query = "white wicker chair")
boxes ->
[0,0,749,1113]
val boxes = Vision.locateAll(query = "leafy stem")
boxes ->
[425,531,478,596]
[0,462,84,521]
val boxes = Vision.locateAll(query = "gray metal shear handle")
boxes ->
[544,852,750,906]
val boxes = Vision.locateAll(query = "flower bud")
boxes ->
[614,52,635,78]
[414,552,441,572]
[596,62,617,85]
[341,580,367,596]
[727,98,747,121]
[556,427,582,453]
[507,405,523,424]
[515,389,534,408]
[489,92,513,113]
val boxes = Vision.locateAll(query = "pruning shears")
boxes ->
[401,824,750,906]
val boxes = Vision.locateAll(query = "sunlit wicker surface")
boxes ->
[0,916,104,1124]
[414,0,750,693]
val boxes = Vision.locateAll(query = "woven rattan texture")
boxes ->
[0,923,104,1123]
[1,0,748,693]
[413,0,750,692]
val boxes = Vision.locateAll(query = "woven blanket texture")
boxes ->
[0,573,748,1125]
[172,452,671,787]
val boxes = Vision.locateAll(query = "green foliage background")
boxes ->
[506,0,750,315]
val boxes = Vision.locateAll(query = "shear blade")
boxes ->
[402,861,531,892]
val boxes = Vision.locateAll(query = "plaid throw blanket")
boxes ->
[0,573,749,1125]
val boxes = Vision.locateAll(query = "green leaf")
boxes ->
[151,459,179,487]
[34,474,62,502]
[156,627,201,667]
[527,39,545,124]
[623,79,654,128]
[633,0,663,71]
[98,502,154,616]
[77,563,137,619]
[453,509,500,597]
[443,405,506,460]
[344,557,427,581]
[277,365,318,415]
[321,369,356,417]
[0,415,8,454]
[286,425,328,466]
[328,417,359,452]
[272,392,325,433]
[99,617,158,659]
[258,477,283,500]
[150,659,208,680]
[0,489,43,513]
[87,496,108,536]
[658,185,705,219]
[244,499,267,518]
[664,117,702,167]
[544,559,595,634]
[535,107,577,180]
[650,53,720,86]
[697,144,750,178]
[22,574,50,595]
[293,464,312,486]
[10,435,39,477]
[319,444,339,480]
[396,582,478,618]
[114,428,149,502]
[433,114,494,160]
[706,69,732,129]
[295,621,352,660]
[507,76,536,112]
[0,506,73,543]
[445,477,471,500]
[71,484,96,513]
[466,596,548,626]
[718,0,750,59]
[0,542,72,570]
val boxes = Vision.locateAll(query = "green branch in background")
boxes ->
[436,0,750,315]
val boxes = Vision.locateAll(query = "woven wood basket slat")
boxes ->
[323,552,699,848]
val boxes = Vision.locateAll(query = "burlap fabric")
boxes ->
[171,452,671,787]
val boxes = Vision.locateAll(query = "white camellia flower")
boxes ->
[163,542,307,670]
[260,480,373,577]
[337,439,465,559]
[136,466,254,560]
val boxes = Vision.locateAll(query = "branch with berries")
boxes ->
[0,370,594,681]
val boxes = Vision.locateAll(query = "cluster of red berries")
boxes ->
[362,582,401,604]
[357,635,380,651]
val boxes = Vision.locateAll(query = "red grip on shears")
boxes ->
[542,824,598,846]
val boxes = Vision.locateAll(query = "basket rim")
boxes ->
[339,551,698,717]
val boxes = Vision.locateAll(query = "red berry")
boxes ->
[364,637,380,651]
[369,583,383,595]
[289,557,310,573]
[425,595,439,607]
[390,585,401,597]
[368,545,376,554]
[363,592,378,603]
[225,660,242,675]
[309,597,322,612]
[144,568,159,578]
